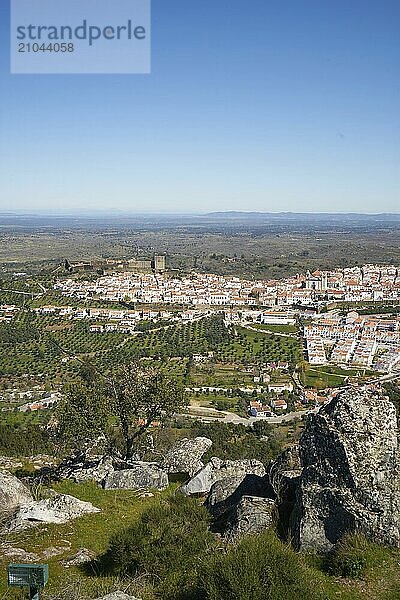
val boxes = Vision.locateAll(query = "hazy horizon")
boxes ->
[1,209,400,218]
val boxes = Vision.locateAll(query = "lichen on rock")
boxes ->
[291,387,400,552]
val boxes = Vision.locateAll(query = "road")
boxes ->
[370,371,400,385]
[182,369,400,427]
[0,288,37,296]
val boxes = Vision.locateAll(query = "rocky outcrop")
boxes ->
[181,458,266,496]
[56,455,114,484]
[205,473,272,519]
[6,493,100,532]
[29,455,58,471]
[41,546,70,558]
[161,437,212,476]
[0,545,39,562]
[0,471,33,514]
[269,445,301,503]
[104,462,168,491]
[224,496,276,540]
[202,461,274,538]
[268,445,301,535]
[0,456,23,472]
[292,387,400,552]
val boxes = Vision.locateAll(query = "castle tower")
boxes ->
[152,255,166,272]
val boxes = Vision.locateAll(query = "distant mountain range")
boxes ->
[0,211,399,232]
[204,211,400,221]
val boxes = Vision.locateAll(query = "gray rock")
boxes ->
[0,456,23,472]
[29,454,58,471]
[57,455,114,484]
[181,458,266,496]
[104,462,168,491]
[206,473,273,518]
[0,471,33,514]
[72,456,114,483]
[62,547,96,567]
[292,387,400,552]
[6,493,100,532]
[41,546,70,558]
[0,545,39,561]
[93,593,141,600]
[224,496,276,539]
[268,445,301,530]
[161,437,212,476]
[269,445,301,502]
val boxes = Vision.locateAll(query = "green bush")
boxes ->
[326,534,369,579]
[199,531,327,600]
[191,421,283,463]
[101,493,215,599]
[102,500,329,600]
[0,420,52,456]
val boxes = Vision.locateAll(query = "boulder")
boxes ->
[269,445,301,502]
[268,445,301,534]
[161,437,212,476]
[292,387,400,552]
[62,547,96,567]
[181,458,266,496]
[104,462,168,491]
[71,456,114,483]
[205,473,273,518]
[0,471,33,514]
[57,455,114,484]
[224,496,276,540]
[6,493,100,532]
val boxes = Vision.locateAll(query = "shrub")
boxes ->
[326,534,369,579]
[191,421,283,463]
[0,420,52,456]
[101,493,215,599]
[199,531,327,600]
[102,499,330,600]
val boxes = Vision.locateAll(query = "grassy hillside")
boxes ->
[1,480,400,600]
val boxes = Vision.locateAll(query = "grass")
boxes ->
[0,481,179,599]
[247,323,298,334]
[1,479,400,599]
[302,366,377,389]
[190,363,256,388]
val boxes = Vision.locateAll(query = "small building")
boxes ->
[268,383,293,394]
[270,398,288,411]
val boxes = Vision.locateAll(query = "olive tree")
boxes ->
[58,361,188,460]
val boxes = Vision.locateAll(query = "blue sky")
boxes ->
[0,0,399,214]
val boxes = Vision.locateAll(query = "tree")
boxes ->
[57,361,188,460]
[57,380,110,455]
[108,363,188,459]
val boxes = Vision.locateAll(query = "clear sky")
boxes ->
[0,0,399,214]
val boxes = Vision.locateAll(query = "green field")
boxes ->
[0,310,303,384]
[302,365,377,389]
[247,323,299,334]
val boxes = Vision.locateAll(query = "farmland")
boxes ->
[0,309,302,380]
